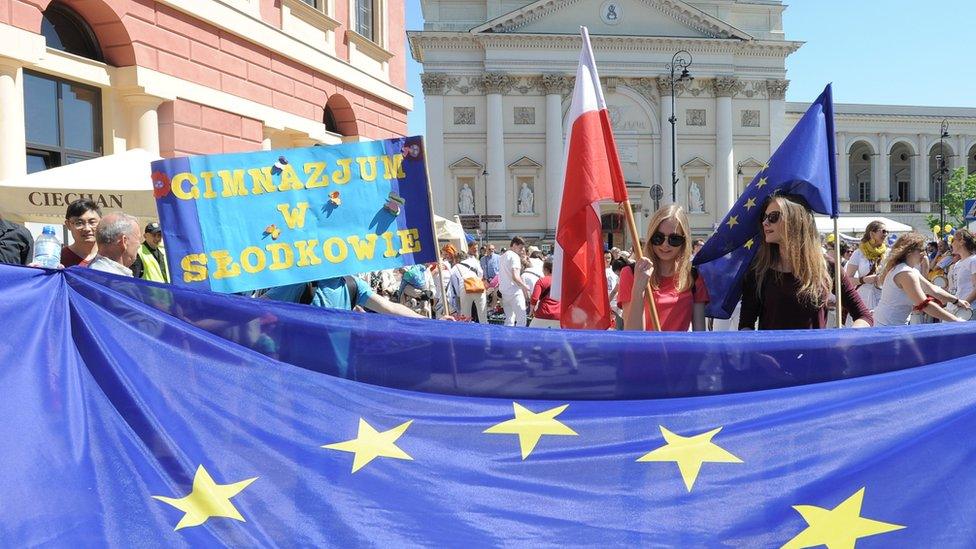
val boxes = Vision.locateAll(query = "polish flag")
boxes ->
[551,27,629,330]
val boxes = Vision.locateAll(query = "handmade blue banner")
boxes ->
[150,136,436,294]
[4,264,976,546]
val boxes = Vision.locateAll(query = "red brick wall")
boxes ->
[10,0,408,143]
[158,99,263,157]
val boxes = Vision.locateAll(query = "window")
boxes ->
[24,71,102,174]
[40,3,103,62]
[857,180,871,202]
[300,0,321,8]
[896,181,910,203]
[356,0,374,41]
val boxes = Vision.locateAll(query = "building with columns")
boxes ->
[410,0,976,245]
[0,0,409,184]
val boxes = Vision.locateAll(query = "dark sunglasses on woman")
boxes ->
[651,232,686,247]
[762,211,781,224]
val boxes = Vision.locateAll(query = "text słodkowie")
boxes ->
[165,153,424,283]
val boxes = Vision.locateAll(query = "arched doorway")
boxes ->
[601,212,624,251]
[324,94,359,138]
[888,141,914,205]
[849,141,874,205]
[968,143,976,176]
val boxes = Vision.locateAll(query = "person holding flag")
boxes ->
[739,194,872,330]
[551,27,634,330]
[693,84,873,330]
[619,205,708,331]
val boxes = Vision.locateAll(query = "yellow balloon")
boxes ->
[933,225,942,234]
[826,233,835,243]
[944,224,953,233]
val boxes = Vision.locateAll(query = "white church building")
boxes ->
[410,0,976,246]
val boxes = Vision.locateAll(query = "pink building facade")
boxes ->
[0,0,410,179]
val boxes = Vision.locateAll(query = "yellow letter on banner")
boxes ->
[356,156,378,182]
[211,250,242,279]
[276,203,309,229]
[240,246,266,274]
[346,234,379,261]
[295,239,323,267]
[304,162,329,188]
[171,173,200,200]
[381,154,406,179]
[249,167,276,195]
[397,228,423,254]
[266,243,294,270]
[277,165,305,192]
[218,169,249,198]
[331,158,352,185]
[181,253,208,282]
[322,237,348,264]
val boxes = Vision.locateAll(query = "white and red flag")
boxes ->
[551,27,629,330]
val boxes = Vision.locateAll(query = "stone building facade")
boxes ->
[410,0,976,244]
[0,0,410,182]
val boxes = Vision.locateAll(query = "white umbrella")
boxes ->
[0,148,159,226]
[814,215,913,236]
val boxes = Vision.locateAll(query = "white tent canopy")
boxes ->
[0,148,159,226]
[434,214,467,252]
[814,215,914,236]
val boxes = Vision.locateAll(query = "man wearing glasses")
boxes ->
[61,199,102,268]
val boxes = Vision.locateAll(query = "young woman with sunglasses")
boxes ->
[739,194,873,330]
[620,205,708,331]
[844,220,888,310]
[873,233,967,326]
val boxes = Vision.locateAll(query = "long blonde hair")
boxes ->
[642,204,693,293]
[752,195,830,306]
[880,232,925,284]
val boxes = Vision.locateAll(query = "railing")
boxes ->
[849,203,878,213]
[890,203,917,213]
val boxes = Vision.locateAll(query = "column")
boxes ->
[957,136,967,174]
[261,128,274,151]
[542,74,567,232]
[836,132,849,203]
[420,73,450,216]
[0,63,27,179]
[915,134,929,201]
[875,134,889,203]
[124,95,163,156]
[656,76,675,205]
[766,79,789,153]
[484,73,512,229]
[714,77,737,218]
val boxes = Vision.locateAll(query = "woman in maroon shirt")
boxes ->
[530,260,561,328]
[739,194,873,330]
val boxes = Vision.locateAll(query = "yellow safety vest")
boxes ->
[137,243,170,283]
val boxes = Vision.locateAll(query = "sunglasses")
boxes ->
[651,232,686,247]
[877,229,889,235]
[762,211,782,224]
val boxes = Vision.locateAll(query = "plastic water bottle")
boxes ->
[33,226,62,268]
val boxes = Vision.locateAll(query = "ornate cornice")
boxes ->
[539,73,572,95]
[420,73,458,95]
[765,79,790,100]
[656,75,687,97]
[481,72,516,94]
[713,76,742,98]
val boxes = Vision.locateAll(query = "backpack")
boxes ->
[298,276,359,310]
[458,262,486,294]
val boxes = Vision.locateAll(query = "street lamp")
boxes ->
[938,119,949,230]
[666,50,693,203]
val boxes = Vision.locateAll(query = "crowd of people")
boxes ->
[2,193,974,331]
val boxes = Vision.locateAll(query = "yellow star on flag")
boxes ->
[744,197,757,210]
[636,426,742,492]
[152,465,257,531]
[756,177,769,189]
[323,418,414,473]
[484,402,578,459]
[744,239,755,250]
[781,487,905,549]
[760,160,770,171]
[726,216,739,229]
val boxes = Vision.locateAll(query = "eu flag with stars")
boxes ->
[693,84,839,319]
[4,262,976,546]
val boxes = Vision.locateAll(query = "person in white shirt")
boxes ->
[845,220,888,310]
[874,233,968,326]
[449,251,488,323]
[87,213,143,277]
[521,251,544,300]
[949,229,976,318]
[498,236,531,326]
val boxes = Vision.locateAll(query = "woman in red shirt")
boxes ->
[529,259,561,328]
[621,205,708,331]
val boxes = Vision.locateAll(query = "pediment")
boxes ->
[737,157,764,169]
[449,157,484,170]
[682,156,713,170]
[508,156,543,170]
[472,0,752,40]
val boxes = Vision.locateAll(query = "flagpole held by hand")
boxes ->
[622,201,662,331]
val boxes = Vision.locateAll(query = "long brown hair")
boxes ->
[880,232,925,284]
[955,229,976,255]
[861,220,886,243]
[642,204,693,293]
[752,195,830,306]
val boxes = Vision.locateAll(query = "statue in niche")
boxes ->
[688,181,705,213]
[458,183,475,214]
[518,182,535,214]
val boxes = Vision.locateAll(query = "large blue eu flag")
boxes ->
[693,84,839,319]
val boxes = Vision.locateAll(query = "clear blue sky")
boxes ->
[405,0,975,136]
